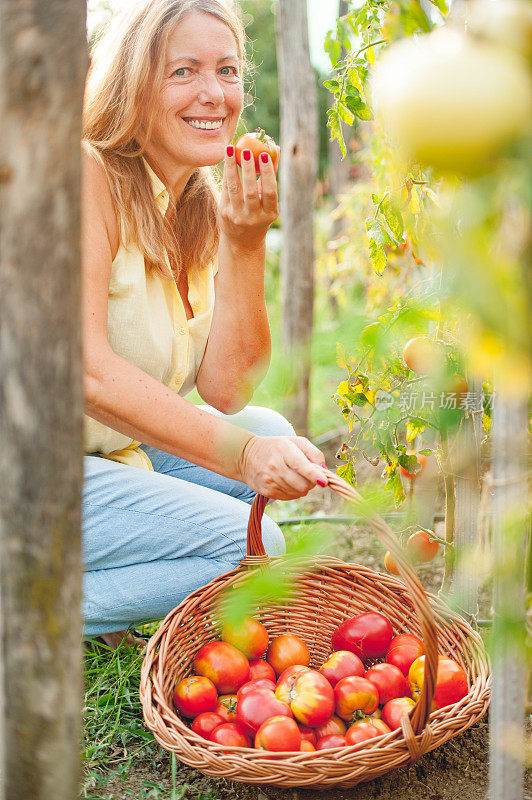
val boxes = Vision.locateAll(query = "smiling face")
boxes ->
[143,11,244,189]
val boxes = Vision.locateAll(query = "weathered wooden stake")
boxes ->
[488,392,528,800]
[0,1,86,797]
[275,0,319,436]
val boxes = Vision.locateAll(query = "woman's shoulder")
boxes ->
[82,143,120,261]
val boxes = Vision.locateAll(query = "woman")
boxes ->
[82,0,328,648]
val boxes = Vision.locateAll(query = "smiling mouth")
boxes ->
[184,118,225,130]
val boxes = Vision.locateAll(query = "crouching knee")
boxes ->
[261,515,286,558]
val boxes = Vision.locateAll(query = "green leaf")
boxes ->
[365,218,387,247]
[323,79,340,92]
[336,342,349,368]
[385,472,406,506]
[337,461,356,487]
[327,107,346,158]
[418,448,432,456]
[406,418,426,441]
[360,322,380,347]
[345,92,373,121]
[337,101,355,127]
[381,197,405,240]
[369,239,387,275]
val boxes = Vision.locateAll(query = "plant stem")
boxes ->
[439,428,455,596]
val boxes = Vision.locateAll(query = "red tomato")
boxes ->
[365,663,410,705]
[402,337,442,375]
[237,679,276,701]
[276,669,335,728]
[209,722,251,748]
[405,531,439,563]
[221,617,269,660]
[194,641,249,694]
[248,659,276,682]
[386,633,424,677]
[234,130,280,174]
[316,734,346,750]
[191,712,225,739]
[255,715,301,752]
[331,612,393,660]
[345,720,385,746]
[399,453,427,479]
[300,740,316,752]
[319,650,365,687]
[368,718,392,735]
[267,634,310,676]
[297,724,317,745]
[236,687,292,736]
[384,551,400,575]
[381,696,416,731]
[334,676,379,721]
[275,664,310,700]
[409,655,468,710]
[172,675,217,719]
[213,694,238,723]
[314,715,347,739]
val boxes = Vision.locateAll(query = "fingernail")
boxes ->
[317,479,327,487]
[321,463,327,469]
[226,145,234,157]
[243,149,252,161]
[261,152,269,163]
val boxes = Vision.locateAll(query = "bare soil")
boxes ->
[91,445,531,800]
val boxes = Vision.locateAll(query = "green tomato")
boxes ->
[371,28,532,175]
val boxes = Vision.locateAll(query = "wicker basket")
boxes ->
[140,471,490,789]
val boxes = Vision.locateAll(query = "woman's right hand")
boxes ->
[237,435,329,500]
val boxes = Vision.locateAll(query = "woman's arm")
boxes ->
[195,146,278,413]
[82,151,327,499]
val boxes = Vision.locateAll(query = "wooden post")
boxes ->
[275,0,319,436]
[488,391,528,800]
[451,375,483,619]
[0,1,86,798]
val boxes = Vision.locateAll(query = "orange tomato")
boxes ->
[405,531,439,563]
[399,452,427,479]
[384,550,400,575]
[221,617,269,660]
[409,655,468,710]
[234,130,280,174]
[266,634,310,676]
[402,337,443,375]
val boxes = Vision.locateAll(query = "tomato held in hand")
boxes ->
[365,663,410,705]
[319,650,365,687]
[386,633,424,677]
[194,641,250,694]
[405,531,439,563]
[235,130,280,174]
[221,616,269,660]
[409,655,468,710]
[236,687,292,736]
[191,712,226,739]
[331,612,393,660]
[277,669,335,728]
[209,722,251,748]
[172,675,217,718]
[248,659,276,682]
[334,676,379,721]
[267,634,310,676]
[381,697,416,731]
[255,715,301,752]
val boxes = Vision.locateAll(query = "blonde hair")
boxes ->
[83,0,246,278]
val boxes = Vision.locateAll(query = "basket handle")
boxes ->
[245,469,439,735]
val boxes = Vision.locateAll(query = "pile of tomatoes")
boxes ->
[172,611,468,754]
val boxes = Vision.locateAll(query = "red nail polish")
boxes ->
[243,149,252,161]
[226,145,234,157]
[317,479,327,488]
[321,463,327,469]
[260,152,269,163]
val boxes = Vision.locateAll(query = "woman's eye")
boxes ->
[220,66,238,77]
[173,67,190,77]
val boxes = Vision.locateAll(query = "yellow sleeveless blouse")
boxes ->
[83,160,216,470]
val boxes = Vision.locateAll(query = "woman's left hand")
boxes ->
[218,144,279,253]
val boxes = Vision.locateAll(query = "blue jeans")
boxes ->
[82,405,294,637]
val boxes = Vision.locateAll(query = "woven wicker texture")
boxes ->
[140,470,490,788]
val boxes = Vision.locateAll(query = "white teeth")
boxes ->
[186,119,223,130]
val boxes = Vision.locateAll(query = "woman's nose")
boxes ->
[197,73,225,105]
